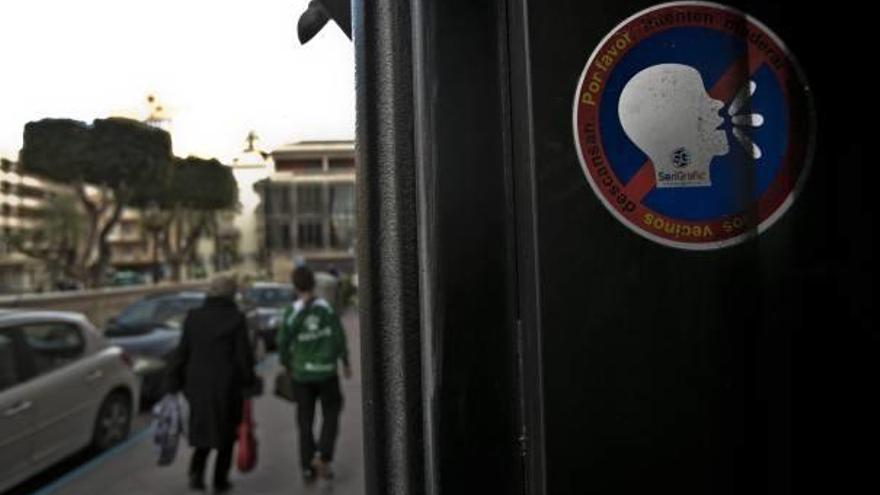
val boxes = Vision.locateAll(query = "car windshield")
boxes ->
[116,296,204,329]
[245,287,294,307]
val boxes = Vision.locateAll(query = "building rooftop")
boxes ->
[272,140,355,158]
[296,140,355,145]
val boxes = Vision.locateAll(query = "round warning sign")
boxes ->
[572,1,814,250]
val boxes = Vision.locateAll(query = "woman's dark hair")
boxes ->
[292,265,316,292]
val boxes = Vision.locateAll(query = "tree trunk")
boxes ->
[151,231,161,284]
[159,208,209,282]
[90,201,125,287]
[74,183,102,287]
[160,209,184,282]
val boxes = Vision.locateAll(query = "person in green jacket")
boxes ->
[277,265,351,483]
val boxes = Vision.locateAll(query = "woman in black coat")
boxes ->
[168,276,256,493]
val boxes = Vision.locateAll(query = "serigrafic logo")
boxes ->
[572,1,815,250]
[671,147,692,169]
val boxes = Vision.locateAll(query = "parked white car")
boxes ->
[0,309,139,492]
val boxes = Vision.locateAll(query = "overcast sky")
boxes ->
[0,0,355,163]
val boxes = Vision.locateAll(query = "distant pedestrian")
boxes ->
[167,275,257,493]
[277,265,351,483]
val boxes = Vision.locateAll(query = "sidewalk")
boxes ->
[43,310,364,495]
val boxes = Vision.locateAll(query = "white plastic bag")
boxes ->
[152,394,184,466]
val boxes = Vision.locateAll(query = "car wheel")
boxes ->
[92,392,132,451]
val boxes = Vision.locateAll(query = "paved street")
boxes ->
[6,310,364,495]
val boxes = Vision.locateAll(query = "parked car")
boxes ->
[0,309,139,493]
[110,270,147,287]
[242,282,295,353]
[104,291,205,403]
[54,278,83,291]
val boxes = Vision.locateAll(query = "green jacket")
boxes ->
[277,297,349,382]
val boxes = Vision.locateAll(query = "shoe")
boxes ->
[214,480,233,493]
[303,467,317,484]
[189,475,206,491]
[312,456,335,480]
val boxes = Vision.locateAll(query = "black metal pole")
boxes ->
[355,2,537,495]
[354,2,426,495]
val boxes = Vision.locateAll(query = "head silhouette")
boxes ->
[618,64,728,188]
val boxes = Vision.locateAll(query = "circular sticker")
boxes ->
[572,1,815,250]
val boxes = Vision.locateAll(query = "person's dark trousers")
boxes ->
[189,441,235,486]
[294,375,343,470]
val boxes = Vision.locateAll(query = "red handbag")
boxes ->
[236,399,258,472]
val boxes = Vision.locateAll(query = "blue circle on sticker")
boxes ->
[599,26,788,221]
[572,2,815,250]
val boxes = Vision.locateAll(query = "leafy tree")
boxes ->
[147,156,238,281]
[6,194,87,285]
[19,117,173,286]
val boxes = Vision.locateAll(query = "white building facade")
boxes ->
[256,140,356,280]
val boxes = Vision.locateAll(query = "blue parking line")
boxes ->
[29,426,153,495]
[255,352,277,372]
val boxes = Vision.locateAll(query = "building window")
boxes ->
[279,223,291,250]
[280,187,292,214]
[328,158,355,170]
[260,178,356,254]
[263,187,273,216]
[17,185,45,200]
[297,219,324,249]
[275,159,322,173]
[296,184,324,215]
[17,207,42,219]
[265,221,275,250]
[265,220,292,252]
[329,183,356,249]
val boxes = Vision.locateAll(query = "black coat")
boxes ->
[168,296,256,448]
